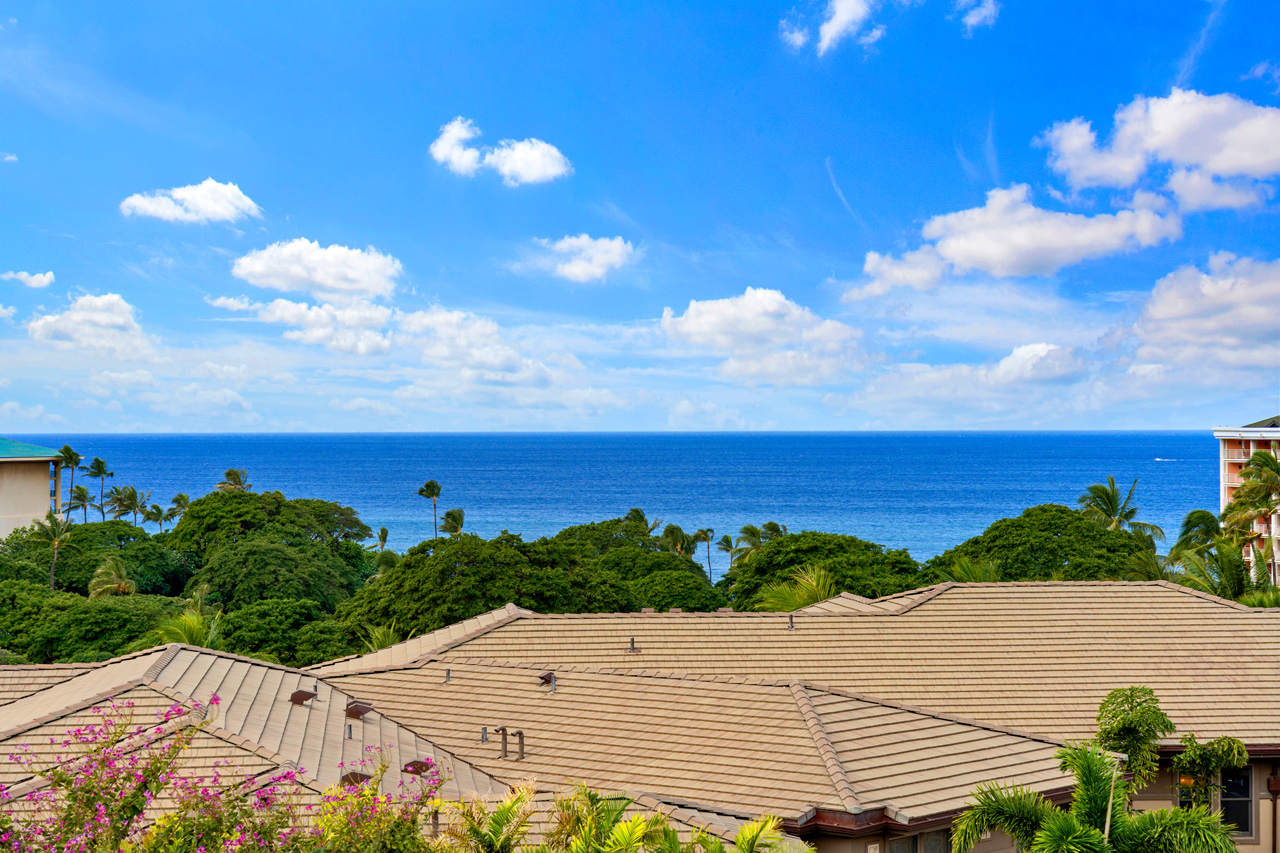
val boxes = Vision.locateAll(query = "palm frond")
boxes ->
[951,783,1055,853]
[1116,805,1238,853]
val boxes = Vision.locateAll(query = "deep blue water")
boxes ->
[11,433,1218,580]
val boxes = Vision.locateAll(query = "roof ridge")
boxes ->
[798,680,1068,748]
[1149,580,1254,611]
[0,678,151,744]
[889,583,953,614]
[789,681,862,813]
[416,656,802,687]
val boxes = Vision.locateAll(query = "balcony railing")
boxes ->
[1224,449,1253,460]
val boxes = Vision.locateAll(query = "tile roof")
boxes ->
[327,658,1072,824]
[324,582,1280,745]
[0,438,60,460]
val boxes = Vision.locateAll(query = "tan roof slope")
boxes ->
[0,662,100,706]
[410,582,1280,745]
[797,587,943,615]
[0,644,505,802]
[326,658,1072,826]
[307,603,533,675]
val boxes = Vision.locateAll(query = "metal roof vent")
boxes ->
[627,637,640,654]
[345,700,374,719]
[788,614,795,631]
[403,759,433,776]
[340,771,372,786]
[539,671,557,692]
[289,689,317,705]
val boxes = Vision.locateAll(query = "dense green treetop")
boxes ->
[727,531,921,609]
[166,490,372,563]
[551,517,660,555]
[0,580,181,663]
[220,598,355,667]
[595,546,705,582]
[338,532,638,636]
[630,570,727,612]
[189,536,360,612]
[926,503,1151,581]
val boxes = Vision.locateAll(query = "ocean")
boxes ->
[11,432,1219,580]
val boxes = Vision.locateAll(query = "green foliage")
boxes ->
[553,517,661,555]
[754,566,838,611]
[338,532,638,636]
[1094,686,1175,790]
[925,504,1151,582]
[630,571,728,612]
[121,539,191,596]
[727,531,920,609]
[0,554,44,585]
[220,598,355,666]
[1078,477,1165,540]
[1172,734,1249,808]
[0,580,181,663]
[596,546,705,582]
[936,555,1001,583]
[1240,589,1280,607]
[190,535,360,612]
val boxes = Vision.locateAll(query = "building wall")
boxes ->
[1134,762,1274,851]
[0,459,54,538]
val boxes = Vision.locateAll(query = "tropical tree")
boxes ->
[624,507,663,535]
[30,510,79,591]
[1240,589,1280,607]
[215,469,251,492]
[1222,450,1280,572]
[754,566,837,611]
[436,784,536,853]
[57,445,81,520]
[1179,538,1272,601]
[1078,477,1165,539]
[67,484,93,523]
[760,521,788,541]
[952,743,1237,853]
[1170,509,1224,565]
[937,555,1000,583]
[734,525,766,565]
[544,785,668,853]
[1172,733,1249,809]
[79,457,112,521]
[1093,686,1174,790]
[152,608,223,649]
[362,622,400,653]
[716,534,735,569]
[366,526,390,552]
[418,480,442,538]
[88,554,137,599]
[661,524,695,556]
[441,507,465,536]
[169,492,190,519]
[1122,548,1183,582]
[693,528,713,579]
[690,815,803,853]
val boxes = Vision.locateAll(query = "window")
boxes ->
[887,839,913,853]
[918,831,948,853]
[1220,767,1252,836]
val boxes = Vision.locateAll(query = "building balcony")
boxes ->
[1224,449,1253,460]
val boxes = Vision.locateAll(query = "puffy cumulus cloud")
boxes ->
[530,234,637,283]
[398,306,527,374]
[851,184,1180,296]
[1133,253,1280,371]
[232,238,402,302]
[2,270,53,288]
[2,153,16,163]
[429,117,572,186]
[844,343,1086,423]
[330,396,402,417]
[258,299,392,355]
[1040,89,1280,205]
[1165,168,1269,212]
[956,0,1000,35]
[28,293,157,360]
[0,304,14,321]
[0,401,45,420]
[661,287,861,386]
[119,178,261,224]
[817,0,875,55]
[137,383,253,417]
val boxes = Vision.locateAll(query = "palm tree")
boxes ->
[418,480,442,538]
[624,507,663,535]
[734,525,765,565]
[690,815,801,853]
[952,743,1236,853]
[437,784,535,853]
[1122,549,1183,583]
[1179,538,1272,601]
[362,622,400,653]
[143,503,166,531]
[153,608,223,649]
[1171,509,1224,562]
[716,534,735,567]
[79,457,112,521]
[754,566,837,611]
[1078,477,1165,539]
[1223,450,1280,574]
[104,485,125,520]
[29,510,79,591]
[441,507,465,535]
[167,493,189,526]
[544,785,668,853]
[662,523,694,556]
[1240,589,1280,608]
[937,556,1001,583]
[215,469,251,492]
[67,485,93,524]
[760,521,788,541]
[89,555,137,599]
[365,526,390,552]
[693,528,713,579]
[56,445,81,520]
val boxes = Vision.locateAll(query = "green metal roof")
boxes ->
[0,438,61,461]
[1244,416,1280,428]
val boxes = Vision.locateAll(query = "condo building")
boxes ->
[1214,416,1280,583]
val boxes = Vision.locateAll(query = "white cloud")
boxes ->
[1040,89,1280,195]
[88,369,155,395]
[120,178,261,224]
[429,117,572,186]
[858,25,886,47]
[817,0,875,56]
[2,270,53,288]
[779,20,810,48]
[0,304,14,320]
[257,298,392,355]
[138,383,252,417]
[195,362,247,381]
[852,184,1181,296]
[232,238,402,302]
[956,0,1000,34]
[668,399,745,429]
[662,287,861,386]
[28,293,156,360]
[399,306,524,372]
[1165,168,1269,212]
[330,396,402,417]
[208,295,259,311]
[1243,61,1280,94]
[531,234,637,282]
[2,153,15,162]
[1133,253,1280,371]
[0,401,44,419]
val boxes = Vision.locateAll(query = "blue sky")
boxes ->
[2,0,1279,431]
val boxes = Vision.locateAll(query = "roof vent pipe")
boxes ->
[481,726,488,743]
[788,614,795,631]
[445,668,451,684]
[539,671,557,692]
[514,729,525,760]
[496,725,509,759]
[627,637,639,653]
